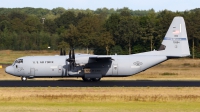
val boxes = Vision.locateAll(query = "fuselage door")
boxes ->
[112,64,118,75]
[30,68,35,76]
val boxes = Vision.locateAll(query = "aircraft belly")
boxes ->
[102,56,168,77]
[140,56,167,71]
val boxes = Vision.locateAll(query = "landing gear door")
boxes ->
[112,64,118,75]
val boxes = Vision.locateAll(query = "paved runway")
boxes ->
[0,80,200,87]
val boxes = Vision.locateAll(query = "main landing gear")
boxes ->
[21,76,27,81]
[82,77,101,82]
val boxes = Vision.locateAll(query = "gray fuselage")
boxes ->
[6,54,167,79]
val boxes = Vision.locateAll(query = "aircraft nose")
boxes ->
[5,66,14,75]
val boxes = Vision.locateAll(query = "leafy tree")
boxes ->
[118,16,139,54]
[110,45,123,55]
[61,24,79,48]
[0,7,200,57]
[104,13,121,46]
[43,19,56,34]
[8,11,27,21]
[156,10,176,40]
[93,47,106,55]
[0,20,10,31]
[58,41,70,51]
[96,31,115,55]
[77,15,102,53]
[120,7,132,17]
[55,11,76,33]
[139,11,157,51]
[10,18,26,33]
[24,16,42,33]
[185,11,200,58]
[75,12,90,26]
[132,44,146,54]
[52,7,66,15]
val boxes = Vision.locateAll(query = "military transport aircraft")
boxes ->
[5,17,190,81]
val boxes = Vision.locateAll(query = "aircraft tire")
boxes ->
[82,77,101,82]
[91,78,101,82]
[82,77,92,82]
[21,76,27,81]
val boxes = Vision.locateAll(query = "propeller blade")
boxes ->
[67,49,76,70]
[71,62,73,69]
[69,62,71,70]
[72,49,75,60]
[73,62,76,67]
[72,49,75,68]
[69,49,71,59]
[63,50,66,55]
[60,48,63,55]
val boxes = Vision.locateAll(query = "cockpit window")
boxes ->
[12,59,23,66]
[17,59,23,63]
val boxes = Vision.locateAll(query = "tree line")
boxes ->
[0,7,200,58]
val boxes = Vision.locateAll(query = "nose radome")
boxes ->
[5,66,14,75]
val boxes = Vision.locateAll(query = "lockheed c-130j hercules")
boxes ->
[5,17,190,81]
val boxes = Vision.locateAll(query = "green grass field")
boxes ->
[1,101,200,112]
[1,50,200,112]
[0,87,200,112]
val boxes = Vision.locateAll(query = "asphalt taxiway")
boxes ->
[0,80,200,87]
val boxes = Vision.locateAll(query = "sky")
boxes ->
[1,0,199,12]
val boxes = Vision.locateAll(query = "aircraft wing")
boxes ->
[75,55,113,65]
[89,56,113,59]
[87,56,113,66]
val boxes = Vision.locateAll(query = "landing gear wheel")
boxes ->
[82,77,101,82]
[82,77,92,82]
[21,76,27,81]
[91,78,101,82]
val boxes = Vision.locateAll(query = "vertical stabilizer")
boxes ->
[159,17,190,57]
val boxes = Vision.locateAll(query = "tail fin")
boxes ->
[159,16,190,57]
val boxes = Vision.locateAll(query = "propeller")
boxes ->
[60,48,66,56]
[72,49,75,67]
[63,50,66,55]
[60,48,63,55]
[66,49,76,70]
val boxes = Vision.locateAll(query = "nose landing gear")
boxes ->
[21,76,27,81]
